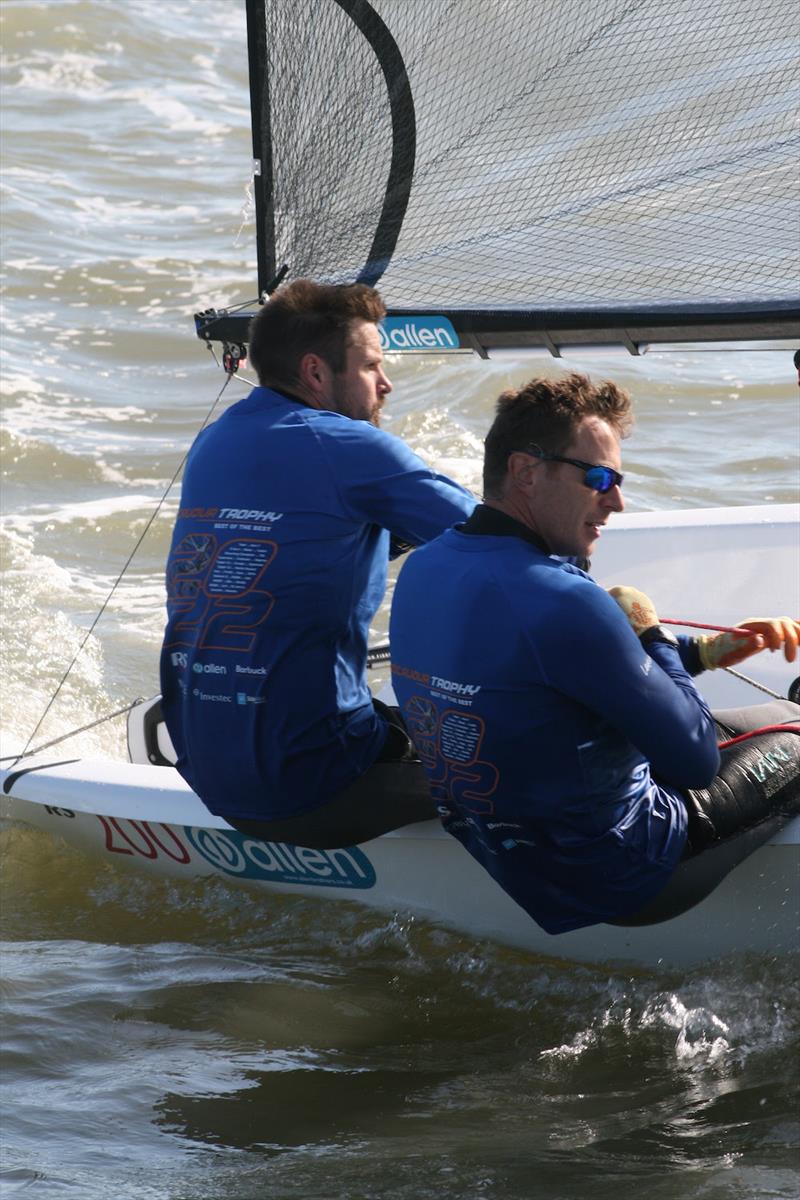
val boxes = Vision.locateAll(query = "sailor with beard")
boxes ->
[160,279,474,846]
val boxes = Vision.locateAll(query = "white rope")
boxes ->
[722,665,783,700]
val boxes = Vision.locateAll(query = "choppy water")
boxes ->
[1,3,798,1198]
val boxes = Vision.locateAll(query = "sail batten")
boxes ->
[234,0,799,347]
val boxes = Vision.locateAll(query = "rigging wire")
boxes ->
[4,645,786,767]
[0,699,146,764]
[720,665,782,700]
[13,369,237,767]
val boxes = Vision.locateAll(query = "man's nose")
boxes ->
[604,484,624,513]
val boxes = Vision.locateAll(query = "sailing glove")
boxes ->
[607,585,659,636]
[698,616,800,670]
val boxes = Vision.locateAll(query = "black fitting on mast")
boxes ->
[264,263,289,297]
[222,343,245,376]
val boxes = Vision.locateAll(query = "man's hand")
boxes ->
[607,585,659,636]
[698,616,800,670]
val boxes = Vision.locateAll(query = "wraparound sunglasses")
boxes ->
[524,448,623,494]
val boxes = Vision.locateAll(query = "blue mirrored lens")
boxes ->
[584,466,615,492]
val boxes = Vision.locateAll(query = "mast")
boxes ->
[245,0,276,301]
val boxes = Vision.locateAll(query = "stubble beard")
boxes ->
[330,375,382,426]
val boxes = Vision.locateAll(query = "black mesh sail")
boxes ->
[232,0,800,352]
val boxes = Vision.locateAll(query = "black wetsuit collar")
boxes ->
[459,503,551,555]
[263,384,309,408]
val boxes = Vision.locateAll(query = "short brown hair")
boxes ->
[483,373,633,498]
[247,279,386,388]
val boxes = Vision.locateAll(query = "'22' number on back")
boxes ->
[165,534,277,652]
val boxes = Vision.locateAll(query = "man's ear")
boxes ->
[506,451,539,492]
[297,352,330,406]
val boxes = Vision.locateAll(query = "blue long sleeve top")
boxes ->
[160,387,475,820]
[389,507,720,933]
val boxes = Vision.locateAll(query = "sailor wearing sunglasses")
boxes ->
[389,373,799,935]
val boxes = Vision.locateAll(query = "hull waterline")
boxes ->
[2,756,797,968]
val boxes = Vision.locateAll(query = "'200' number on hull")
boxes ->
[98,816,190,863]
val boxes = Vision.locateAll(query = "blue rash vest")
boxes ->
[159,386,474,821]
[388,507,721,934]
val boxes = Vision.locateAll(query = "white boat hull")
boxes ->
[2,755,797,967]
[3,504,799,967]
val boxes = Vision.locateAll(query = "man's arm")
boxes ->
[534,578,721,789]
[319,420,475,544]
[609,587,800,672]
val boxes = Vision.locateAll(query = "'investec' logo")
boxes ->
[184,826,377,889]
[379,315,460,352]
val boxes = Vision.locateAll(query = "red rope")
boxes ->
[663,618,750,636]
[718,724,800,750]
